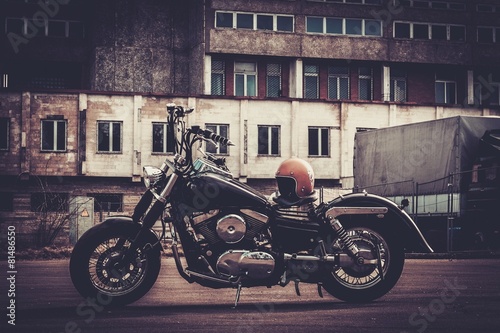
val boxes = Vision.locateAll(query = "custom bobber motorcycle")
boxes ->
[70,104,433,307]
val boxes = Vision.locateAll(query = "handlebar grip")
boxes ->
[202,129,234,146]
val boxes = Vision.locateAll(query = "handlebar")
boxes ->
[191,126,234,147]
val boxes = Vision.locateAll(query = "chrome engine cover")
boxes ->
[216,214,246,244]
[216,250,275,279]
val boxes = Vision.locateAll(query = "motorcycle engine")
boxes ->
[192,209,269,246]
[216,250,275,279]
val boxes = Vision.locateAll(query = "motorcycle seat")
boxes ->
[270,190,318,208]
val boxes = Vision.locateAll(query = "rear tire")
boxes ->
[70,223,161,307]
[322,220,405,303]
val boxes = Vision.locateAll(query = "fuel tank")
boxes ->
[181,173,271,212]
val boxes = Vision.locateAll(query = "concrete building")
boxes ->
[1,0,500,245]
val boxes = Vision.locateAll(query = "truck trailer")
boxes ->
[353,116,500,251]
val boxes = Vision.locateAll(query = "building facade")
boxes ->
[1,0,500,245]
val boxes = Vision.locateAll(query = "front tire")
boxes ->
[70,222,161,307]
[322,220,405,303]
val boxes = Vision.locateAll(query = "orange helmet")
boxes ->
[275,158,315,200]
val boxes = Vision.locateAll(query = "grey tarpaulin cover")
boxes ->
[353,116,500,196]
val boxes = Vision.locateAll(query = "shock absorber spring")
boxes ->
[330,219,359,257]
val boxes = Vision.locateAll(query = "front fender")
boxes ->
[327,192,433,253]
[75,216,161,252]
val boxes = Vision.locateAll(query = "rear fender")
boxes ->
[326,193,433,253]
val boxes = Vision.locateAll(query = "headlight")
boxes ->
[143,166,164,189]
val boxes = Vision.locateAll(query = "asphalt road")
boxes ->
[1,258,500,333]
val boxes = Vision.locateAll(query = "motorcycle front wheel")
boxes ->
[322,220,405,303]
[69,222,161,307]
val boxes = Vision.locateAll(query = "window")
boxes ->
[206,124,229,155]
[328,66,349,99]
[88,193,123,213]
[235,62,257,97]
[435,80,456,104]
[0,118,9,151]
[0,193,14,212]
[477,27,498,43]
[308,127,330,157]
[41,119,66,152]
[152,123,175,154]
[394,22,410,38]
[390,68,407,102]
[97,121,122,153]
[31,192,68,212]
[266,63,282,97]
[304,65,319,99]
[5,17,84,38]
[237,13,253,29]
[307,17,382,37]
[394,21,466,41]
[215,12,294,32]
[211,59,225,96]
[258,125,280,156]
[399,1,465,10]
[359,67,373,100]
[216,12,233,28]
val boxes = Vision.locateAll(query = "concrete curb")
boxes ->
[406,251,500,259]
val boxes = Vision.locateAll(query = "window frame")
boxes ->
[435,80,457,104]
[306,16,382,37]
[266,63,282,98]
[328,66,350,100]
[0,118,10,151]
[234,62,257,97]
[358,67,374,101]
[87,193,124,213]
[41,119,67,152]
[152,122,175,154]
[215,11,294,33]
[257,125,280,156]
[205,124,230,155]
[308,127,330,157]
[211,59,226,96]
[390,68,407,102]
[97,120,122,154]
[30,192,69,212]
[304,64,320,99]
[393,21,466,42]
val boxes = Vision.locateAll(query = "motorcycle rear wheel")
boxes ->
[322,221,405,303]
[70,223,161,307]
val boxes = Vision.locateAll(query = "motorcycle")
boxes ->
[70,103,433,307]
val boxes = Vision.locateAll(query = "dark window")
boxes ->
[152,123,175,154]
[394,22,410,38]
[478,27,494,43]
[211,59,225,96]
[41,119,66,152]
[0,118,9,151]
[431,25,447,40]
[359,67,373,101]
[237,13,253,29]
[68,21,84,38]
[258,125,280,156]
[257,15,273,31]
[308,127,330,157]
[326,18,343,34]
[88,193,123,213]
[31,192,69,212]
[216,12,233,28]
[328,66,349,100]
[449,25,465,41]
[48,21,66,37]
[346,19,362,35]
[277,16,294,32]
[6,18,24,34]
[304,65,319,99]
[206,124,229,154]
[435,81,456,104]
[307,17,323,33]
[390,68,407,102]
[97,121,121,153]
[266,63,282,97]
[413,24,429,39]
[0,193,14,212]
[365,20,382,36]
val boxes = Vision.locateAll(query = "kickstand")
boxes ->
[294,279,301,296]
[317,282,324,298]
[233,282,242,308]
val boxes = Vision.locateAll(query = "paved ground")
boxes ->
[1,258,500,333]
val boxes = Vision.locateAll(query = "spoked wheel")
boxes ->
[70,222,161,306]
[322,223,404,303]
